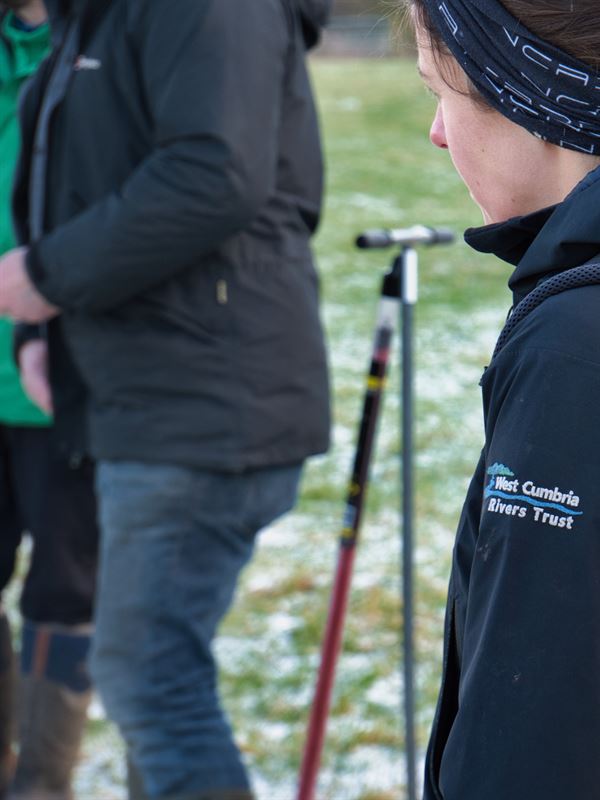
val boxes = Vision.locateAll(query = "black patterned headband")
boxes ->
[421,0,600,154]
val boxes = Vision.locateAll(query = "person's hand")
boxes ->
[0,247,59,323]
[18,339,53,415]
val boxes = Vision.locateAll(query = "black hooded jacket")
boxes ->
[12,0,332,468]
[424,166,600,800]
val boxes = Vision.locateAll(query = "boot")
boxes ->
[8,622,92,800]
[0,613,15,798]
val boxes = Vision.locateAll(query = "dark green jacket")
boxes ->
[14,0,331,468]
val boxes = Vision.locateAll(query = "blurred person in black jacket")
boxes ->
[0,1,331,798]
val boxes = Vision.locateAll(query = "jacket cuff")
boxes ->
[24,241,64,309]
[25,242,47,289]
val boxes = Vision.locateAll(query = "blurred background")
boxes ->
[7,2,510,798]
[317,0,412,56]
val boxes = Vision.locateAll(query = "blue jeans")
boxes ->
[90,461,302,798]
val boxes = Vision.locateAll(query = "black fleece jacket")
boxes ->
[424,165,600,800]
[13,0,331,467]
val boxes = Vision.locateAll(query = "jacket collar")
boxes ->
[44,0,110,50]
[47,0,331,50]
[0,12,50,79]
[298,0,332,49]
[45,0,88,16]
[43,0,80,43]
[464,164,600,305]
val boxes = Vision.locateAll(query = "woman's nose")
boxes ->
[429,105,448,149]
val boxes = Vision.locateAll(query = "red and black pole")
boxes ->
[297,226,454,800]
[297,259,399,800]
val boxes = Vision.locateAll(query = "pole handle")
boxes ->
[356,225,454,250]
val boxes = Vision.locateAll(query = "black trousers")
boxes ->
[0,426,98,626]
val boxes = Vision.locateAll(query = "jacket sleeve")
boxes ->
[442,339,600,799]
[26,0,290,312]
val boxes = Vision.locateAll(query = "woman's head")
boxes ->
[411,1,600,98]
[408,0,600,224]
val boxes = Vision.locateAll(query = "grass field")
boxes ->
[70,58,513,799]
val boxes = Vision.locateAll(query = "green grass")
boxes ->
[74,58,513,799]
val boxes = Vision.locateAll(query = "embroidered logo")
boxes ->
[487,462,515,478]
[74,55,102,72]
[484,463,583,531]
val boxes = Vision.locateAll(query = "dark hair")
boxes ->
[407,0,600,105]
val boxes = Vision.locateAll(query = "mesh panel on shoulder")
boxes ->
[492,263,600,360]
